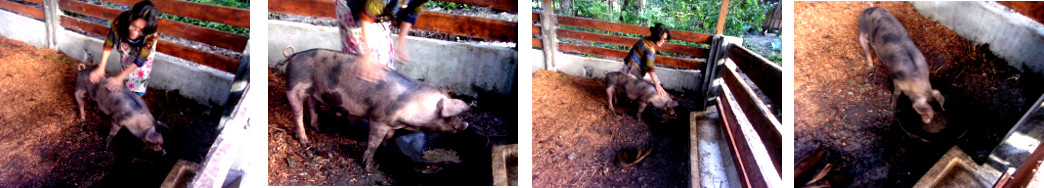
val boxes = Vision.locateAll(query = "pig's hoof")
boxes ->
[298,140,310,148]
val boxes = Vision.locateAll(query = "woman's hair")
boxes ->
[115,0,158,41]
[646,23,672,42]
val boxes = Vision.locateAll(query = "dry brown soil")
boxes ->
[0,37,222,187]
[531,70,696,187]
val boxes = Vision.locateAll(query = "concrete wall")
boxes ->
[0,9,235,105]
[0,10,46,48]
[527,48,703,91]
[267,20,518,97]
[912,1,1044,78]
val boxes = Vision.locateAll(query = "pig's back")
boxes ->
[859,7,929,80]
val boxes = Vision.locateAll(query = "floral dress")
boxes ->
[103,21,158,95]
[336,0,427,69]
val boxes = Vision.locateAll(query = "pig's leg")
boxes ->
[287,88,310,146]
[307,97,320,130]
[932,89,946,111]
[636,102,648,121]
[75,90,87,123]
[892,83,902,109]
[106,123,122,149]
[859,31,873,68]
[606,86,616,113]
[363,122,393,171]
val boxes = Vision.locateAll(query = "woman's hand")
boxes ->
[354,54,386,83]
[655,84,668,98]
[89,69,105,83]
[105,77,123,91]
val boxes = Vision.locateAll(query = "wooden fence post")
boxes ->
[715,0,731,35]
[43,0,61,49]
[699,35,727,109]
[540,0,558,71]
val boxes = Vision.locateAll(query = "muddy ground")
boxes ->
[0,37,223,187]
[532,70,699,187]
[267,70,517,186]
[794,2,1044,187]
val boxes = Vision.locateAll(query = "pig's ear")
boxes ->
[145,127,164,144]
[668,100,679,107]
[438,98,470,117]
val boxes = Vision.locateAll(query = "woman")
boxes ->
[336,0,428,80]
[622,23,672,98]
[89,0,159,96]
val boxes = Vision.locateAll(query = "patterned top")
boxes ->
[103,19,159,93]
[624,38,657,78]
[103,20,158,67]
[349,0,428,24]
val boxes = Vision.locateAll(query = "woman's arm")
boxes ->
[395,22,412,63]
[91,26,119,83]
[106,63,138,91]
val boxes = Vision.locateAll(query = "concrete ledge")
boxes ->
[0,10,46,48]
[911,1,1044,78]
[0,9,234,105]
[267,20,518,97]
[527,48,703,91]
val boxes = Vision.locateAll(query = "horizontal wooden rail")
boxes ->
[61,15,239,72]
[556,28,707,58]
[103,0,248,28]
[556,15,711,44]
[532,38,541,48]
[718,83,782,188]
[415,11,517,43]
[727,45,782,108]
[558,42,702,69]
[0,0,44,20]
[23,0,42,4]
[722,64,782,175]
[269,0,517,42]
[59,0,247,52]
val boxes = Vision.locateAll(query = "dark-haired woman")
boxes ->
[89,0,158,96]
[622,23,671,97]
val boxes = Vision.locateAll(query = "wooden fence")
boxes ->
[268,0,518,43]
[532,11,711,69]
[0,0,249,73]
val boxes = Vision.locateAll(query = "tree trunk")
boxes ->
[561,0,572,16]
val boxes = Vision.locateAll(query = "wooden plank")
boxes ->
[556,29,707,58]
[104,0,248,28]
[61,16,238,73]
[268,0,516,42]
[558,42,702,69]
[532,25,541,35]
[716,0,730,34]
[23,0,43,5]
[718,84,783,188]
[727,45,782,107]
[717,88,764,188]
[557,15,711,44]
[0,0,44,20]
[415,11,516,42]
[440,0,516,13]
[157,19,247,51]
[156,40,238,73]
[723,64,782,175]
[268,0,334,18]
[59,0,247,51]
[532,38,542,48]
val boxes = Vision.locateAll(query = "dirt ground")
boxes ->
[267,70,516,186]
[531,70,697,187]
[794,2,1044,187]
[0,37,223,187]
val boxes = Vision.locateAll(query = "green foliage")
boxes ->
[426,1,476,12]
[159,13,249,36]
[187,0,249,8]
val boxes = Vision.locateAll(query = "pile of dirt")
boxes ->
[0,37,222,187]
[266,70,515,186]
[531,70,695,187]
[794,2,1044,187]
